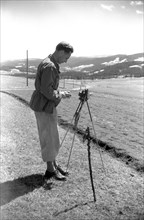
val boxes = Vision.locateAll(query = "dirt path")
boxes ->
[0,93,144,220]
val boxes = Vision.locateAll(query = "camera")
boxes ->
[78,89,89,102]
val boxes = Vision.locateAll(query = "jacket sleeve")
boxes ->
[40,64,61,106]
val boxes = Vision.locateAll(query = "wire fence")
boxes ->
[59,78,93,91]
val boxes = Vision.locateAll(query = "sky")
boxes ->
[1,0,144,61]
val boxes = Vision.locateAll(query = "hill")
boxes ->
[1,53,144,79]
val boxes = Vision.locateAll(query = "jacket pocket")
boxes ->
[29,90,48,111]
[43,100,55,113]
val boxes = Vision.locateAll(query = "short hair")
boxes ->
[56,42,74,53]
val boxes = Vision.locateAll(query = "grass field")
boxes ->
[1,74,143,171]
[0,73,144,220]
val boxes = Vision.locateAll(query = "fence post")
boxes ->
[26,50,28,86]
[63,78,65,88]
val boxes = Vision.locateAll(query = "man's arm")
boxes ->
[40,65,61,106]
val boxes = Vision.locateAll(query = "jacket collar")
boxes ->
[48,54,60,73]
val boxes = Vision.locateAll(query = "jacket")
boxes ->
[29,55,61,113]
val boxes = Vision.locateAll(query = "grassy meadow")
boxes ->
[0,73,144,220]
[1,73,143,171]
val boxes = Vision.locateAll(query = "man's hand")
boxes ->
[59,91,71,98]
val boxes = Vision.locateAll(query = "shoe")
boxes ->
[44,170,66,181]
[53,170,67,181]
[56,165,69,176]
[44,170,55,180]
[54,161,69,176]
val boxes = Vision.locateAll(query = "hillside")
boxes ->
[1,53,144,79]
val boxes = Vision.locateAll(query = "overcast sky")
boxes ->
[1,0,144,61]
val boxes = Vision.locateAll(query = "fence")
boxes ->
[59,78,87,91]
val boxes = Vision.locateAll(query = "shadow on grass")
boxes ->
[53,201,95,217]
[0,173,52,206]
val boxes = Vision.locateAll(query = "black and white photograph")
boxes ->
[0,0,144,219]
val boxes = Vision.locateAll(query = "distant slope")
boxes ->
[1,53,144,79]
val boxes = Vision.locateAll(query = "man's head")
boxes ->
[53,41,74,64]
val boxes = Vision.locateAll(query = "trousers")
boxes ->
[35,108,60,162]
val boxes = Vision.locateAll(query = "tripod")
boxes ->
[60,89,106,202]
[60,89,106,174]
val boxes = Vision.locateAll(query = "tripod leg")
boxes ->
[88,144,96,202]
[60,121,73,147]
[60,101,82,148]
[66,130,77,172]
[86,101,106,175]
[60,100,83,172]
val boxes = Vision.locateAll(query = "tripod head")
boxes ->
[78,89,89,102]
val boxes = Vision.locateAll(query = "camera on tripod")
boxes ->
[78,89,89,102]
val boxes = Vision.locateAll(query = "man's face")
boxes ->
[57,51,72,64]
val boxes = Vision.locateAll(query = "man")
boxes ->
[30,42,74,181]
